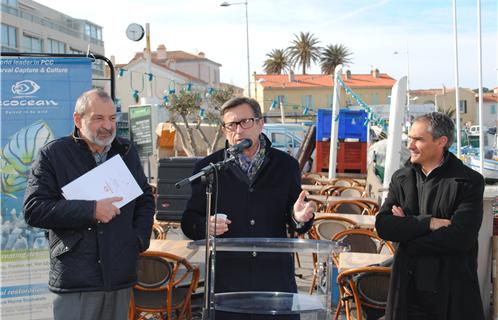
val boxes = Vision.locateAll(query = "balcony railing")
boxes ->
[2,4,104,47]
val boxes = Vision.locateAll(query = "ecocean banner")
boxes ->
[1,57,92,319]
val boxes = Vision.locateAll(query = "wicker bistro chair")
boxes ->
[319,185,345,196]
[335,266,392,320]
[129,251,200,320]
[333,186,367,198]
[308,216,358,294]
[330,229,395,271]
[151,224,167,240]
[326,199,380,216]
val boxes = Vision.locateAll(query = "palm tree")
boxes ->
[320,44,353,74]
[286,32,321,75]
[262,49,290,74]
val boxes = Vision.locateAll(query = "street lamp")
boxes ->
[394,47,411,125]
[220,1,251,97]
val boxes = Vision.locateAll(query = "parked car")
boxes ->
[262,123,309,158]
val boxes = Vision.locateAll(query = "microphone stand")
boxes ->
[175,155,236,320]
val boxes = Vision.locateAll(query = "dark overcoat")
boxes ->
[24,131,155,292]
[181,136,312,295]
[375,152,485,320]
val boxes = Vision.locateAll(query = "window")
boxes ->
[459,100,467,114]
[85,23,102,40]
[1,0,17,6]
[22,34,42,53]
[327,95,333,107]
[301,95,314,108]
[47,38,65,54]
[371,93,379,105]
[276,95,286,106]
[1,23,17,51]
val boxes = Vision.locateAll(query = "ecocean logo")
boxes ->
[1,80,58,107]
[11,80,40,96]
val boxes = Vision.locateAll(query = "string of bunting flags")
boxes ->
[336,77,388,130]
[116,67,215,115]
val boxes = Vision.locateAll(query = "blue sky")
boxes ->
[37,0,497,90]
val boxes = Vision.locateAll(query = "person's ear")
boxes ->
[74,112,82,129]
[438,136,448,149]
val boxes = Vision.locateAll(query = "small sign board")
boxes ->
[128,105,153,158]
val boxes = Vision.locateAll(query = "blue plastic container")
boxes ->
[316,109,332,141]
[316,109,368,142]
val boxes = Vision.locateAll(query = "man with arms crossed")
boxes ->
[376,112,485,320]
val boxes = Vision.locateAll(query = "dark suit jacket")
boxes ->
[182,136,312,295]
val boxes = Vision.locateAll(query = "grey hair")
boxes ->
[74,89,113,115]
[221,96,263,119]
[414,112,455,151]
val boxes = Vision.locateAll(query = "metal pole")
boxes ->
[328,65,342,179]
[244,2,251,97]
[406,44,411,125]
[452,0,462,158]
[280,101,285,123]
[477,0,484,174]
[145,23,153,99]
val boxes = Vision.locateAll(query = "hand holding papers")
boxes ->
[61,155,143,208]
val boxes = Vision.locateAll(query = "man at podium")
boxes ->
[182,97,315,319]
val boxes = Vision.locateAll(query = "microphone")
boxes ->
[227,139,252,154]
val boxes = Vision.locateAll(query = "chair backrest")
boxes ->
[327,199,367,215]
[151,224,167,240]
[357,199,381,216]
[337,266,391,320]
[332,178,354,187]
[332,229,395,255]
[136,256,172,288]
[334,186,366,198]
[301,172,325,185]
[355,270,391,307]
[311,216,358,240]
[131,251,200,320]
[319,185,341,196]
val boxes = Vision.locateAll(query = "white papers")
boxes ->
[61,155,143,208]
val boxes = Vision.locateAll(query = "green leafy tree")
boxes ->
[320,44,353,74]
[286,32,321,75]
[167,87,235,156]
[440,107,456,119]
[262,49,290,74]
[167,89,203,156]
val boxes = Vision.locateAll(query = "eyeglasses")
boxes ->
[222,118,260,132]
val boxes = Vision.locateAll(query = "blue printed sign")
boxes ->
[0,57,92,320]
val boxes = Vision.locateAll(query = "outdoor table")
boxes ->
[338,252,392,272]
[315,212,376,229]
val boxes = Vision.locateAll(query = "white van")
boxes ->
[468,125,487,136]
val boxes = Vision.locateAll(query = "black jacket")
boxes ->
[375,152,485,320]
[181,136,312,294]
[23,131,154,293]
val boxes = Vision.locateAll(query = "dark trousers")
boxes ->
[406,279,440,320]
[53,287,131,320]
[216,311,300,320]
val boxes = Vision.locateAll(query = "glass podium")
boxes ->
[189,237,347,318]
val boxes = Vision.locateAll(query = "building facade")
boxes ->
[252,69,396,121]
[1,0,105,76]
[410,87,478,125]
[114,45,223,111]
